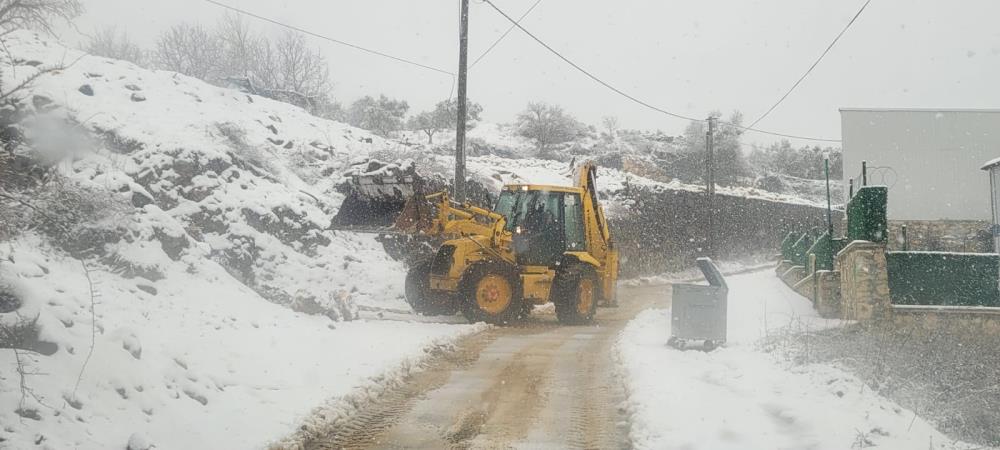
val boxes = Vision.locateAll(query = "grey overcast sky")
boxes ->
[63,0,1000,146]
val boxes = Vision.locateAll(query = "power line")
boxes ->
[203,0,454,76]
[481,0,842,143]
[748,0,873,129]
[470,0,545,69]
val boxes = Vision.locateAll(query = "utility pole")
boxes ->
[454,0,470,202]
[824,151,833,237]
[705,116,716,257]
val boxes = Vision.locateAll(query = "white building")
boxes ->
[840,108,1000,220]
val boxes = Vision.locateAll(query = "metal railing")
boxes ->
[848,160,897,198]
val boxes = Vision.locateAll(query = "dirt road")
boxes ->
[305,284,670,450]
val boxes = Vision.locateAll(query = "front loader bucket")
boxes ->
[330,159,424,230]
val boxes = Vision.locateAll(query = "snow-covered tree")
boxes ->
[601,115,620,140]
[85,26,145,66]
[347,95,409,137]
[669,111,751,186]
[748,141,842,180]
[407,98,483,144]
[407,111,439,144]
[515,102,584,157]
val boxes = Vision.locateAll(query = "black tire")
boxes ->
[552,263,600,325]
[405,259,457,316]
[459,262,523,325]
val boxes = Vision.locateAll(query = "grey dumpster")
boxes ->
[669,257,728,350]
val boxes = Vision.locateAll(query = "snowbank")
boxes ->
[615,270,977,450]
[0,238,481,449]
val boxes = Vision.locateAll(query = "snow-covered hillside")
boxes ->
[0,30,484,449]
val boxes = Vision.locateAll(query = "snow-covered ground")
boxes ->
[0,238,482,449]
[615,270,979,450]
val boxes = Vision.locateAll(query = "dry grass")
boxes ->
[767,321,1000,447]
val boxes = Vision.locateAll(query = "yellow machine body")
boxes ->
[393,162,618,323]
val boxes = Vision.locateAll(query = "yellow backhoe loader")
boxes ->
[333,160,618,325]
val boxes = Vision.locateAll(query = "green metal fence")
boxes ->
[847,186,887,244]
[886,251,1000,307]
[789,233,814,267]
[780,232,798,261]
[805,232,844,271]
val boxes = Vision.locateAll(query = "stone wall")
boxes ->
[887,219,991,253]
[611,186,839,277]
[891,305,1000,338]
[836,240,891,321]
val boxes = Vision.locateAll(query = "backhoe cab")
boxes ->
[336,160,618,325]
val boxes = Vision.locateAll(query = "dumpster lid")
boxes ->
[696,257,727,290]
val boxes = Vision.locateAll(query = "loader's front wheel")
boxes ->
[405,259,457,316]
[552,264,599,325]
[460,263,523,325]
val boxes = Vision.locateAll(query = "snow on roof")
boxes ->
[840,107,1000,113]
[981,156,1000,170]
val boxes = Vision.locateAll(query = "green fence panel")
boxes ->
[886,252,1000,306]
[781,232,798,261]
[847,186,887,244]
[806,232,834,271]
[789,233,813,267]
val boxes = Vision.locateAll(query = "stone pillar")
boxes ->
[814,270,841,318]
[836,240,891,321]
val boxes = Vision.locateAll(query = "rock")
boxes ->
[136,284,157,296]
[131,191,154,208]
[130,92,146,102]
[122,334,142,359]
[15,407,40,420]
[127,433,154,450]
[124,84,142,91]
[31,95,53,110]
[78,84,94,96]
[0,289,20,313]
[62,393,83,410]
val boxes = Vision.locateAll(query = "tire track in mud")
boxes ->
[307,284,670,450]
[302,331,500,450]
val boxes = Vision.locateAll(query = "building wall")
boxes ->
[840,109,1000,220]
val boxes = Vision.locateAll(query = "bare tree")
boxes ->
[216,13,266,84]
[84,26,145,66]
[153,23,222,81]
[0,0,83,36]
[515,102,584,155]
[270,31,330,99]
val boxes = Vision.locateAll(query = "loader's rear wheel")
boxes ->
[460,263,523,325]
[405,259,456,316]
[552,264,599,325]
